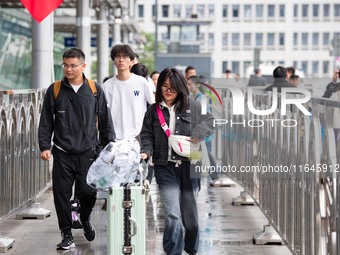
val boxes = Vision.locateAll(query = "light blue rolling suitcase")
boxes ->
[106,164,146,255]
[86,141,146,254]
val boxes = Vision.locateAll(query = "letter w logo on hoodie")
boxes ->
[134,90,140,96]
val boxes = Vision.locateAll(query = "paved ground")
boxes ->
[0,174,293,255]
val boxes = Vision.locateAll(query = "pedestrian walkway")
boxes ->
[0,174,292,255]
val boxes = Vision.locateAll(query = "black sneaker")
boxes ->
[82,221,95,241]
[57,234,75,250]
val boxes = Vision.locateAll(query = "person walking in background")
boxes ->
[322,69,340,140]
[185,65,197,80]
[130,62,148,78]
[286,66,295,80]
[38,47,115,250]
[140,67,214,255]
[102,44,154,141]
[131,62,155,96]
[264,66,294,92]
[187,75,220,186]
[290,74,301,87]
[247,68,267,86]
[225,69,232,79]
[150,70,160,87]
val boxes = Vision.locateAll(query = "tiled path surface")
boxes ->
[0,174,292,255]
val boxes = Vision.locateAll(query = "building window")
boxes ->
[302,4,309,18]
[244,61,251,75]
[312,4,319,17]
[138,5,144,18]
[293,61,298,68]
[312,61,319,75]
[181,26,196,40]
[268,4,275,18]
[279,33,285,46]
[323,32,329,46]
[232,33,240,46]
[302,33,308,47]
[256,33,263,46]
[173,5,181,18]
[208,4,214,18]
[208,33,214,47]
[197,4,205,18]
[222,61,228,74]
[162,5,169,18]
[185,4,193,18]
[323,61,329,74]
[294,4,298,17]
[267,33,275,46]
[301,61,308,74]
[244,33,251,46]
[312,33,319,47]
[279,5,285,17]
[170,26,180,41]
[256,5,264,18]
[152,4,156,17]
[335,4,340,17]
[293,33,298,47]
[222,5,228,18]
[323,4,330,17]
[244,5,251,19]
[232,5,240,18]
[222,33,228,47]
[232,61,240,74]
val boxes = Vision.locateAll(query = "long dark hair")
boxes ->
[155,67,189,112]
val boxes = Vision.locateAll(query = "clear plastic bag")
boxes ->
[86,139,140,190]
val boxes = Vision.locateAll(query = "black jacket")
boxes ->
[38,75,116,154]
[263,78,294,92]
[140,98,215,165]
[322,82,340,98]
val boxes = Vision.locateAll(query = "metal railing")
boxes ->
[217,86,339,255]
[0,89,49,218]
[1,85,339,255]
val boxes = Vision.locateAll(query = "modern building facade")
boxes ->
[136,0,340,79]
[0,0,140,90]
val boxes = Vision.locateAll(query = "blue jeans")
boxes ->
[154,161,200,255]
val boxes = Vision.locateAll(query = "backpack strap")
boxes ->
[155,104,170,137]
[87,79,97,95]
[53,79,97,99]
[53,80,62,99]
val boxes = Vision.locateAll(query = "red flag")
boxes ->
[20,0,64,23]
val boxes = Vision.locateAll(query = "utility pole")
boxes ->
[154,0,158,70]
[254,48,260,70]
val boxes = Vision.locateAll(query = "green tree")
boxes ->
[136,32,163,75]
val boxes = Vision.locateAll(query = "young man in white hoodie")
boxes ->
[102,44,155,141]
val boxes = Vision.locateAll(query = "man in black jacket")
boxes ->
[38,47,115,250]
[323,69,340,98]
[264,66,295,92]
